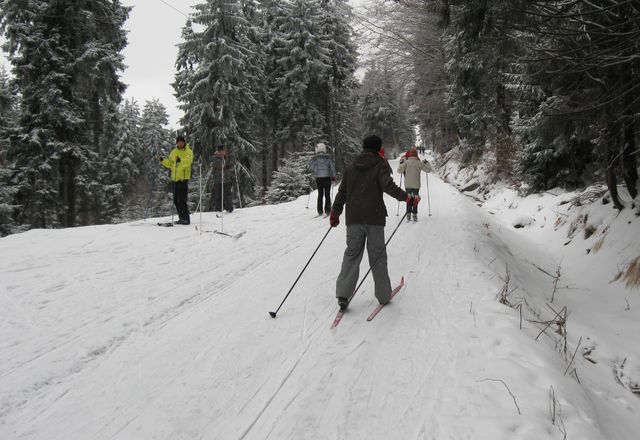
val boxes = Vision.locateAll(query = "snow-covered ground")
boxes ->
[1,160,638,439]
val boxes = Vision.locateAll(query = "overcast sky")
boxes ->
[122,0,200,128]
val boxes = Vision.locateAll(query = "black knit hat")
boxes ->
[176,135,186,143]
[363,135,382,152]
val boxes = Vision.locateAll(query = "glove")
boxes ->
[406,194,421,207]
[329,210,340,227]
[158,156,163,162]
[175,156,181,163]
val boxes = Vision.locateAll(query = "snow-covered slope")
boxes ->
[1,162,638,439]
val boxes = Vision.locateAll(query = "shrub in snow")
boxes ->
[266,152,314,204]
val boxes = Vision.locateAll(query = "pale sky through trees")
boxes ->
[122,0,201,127]
[1,0,367,128]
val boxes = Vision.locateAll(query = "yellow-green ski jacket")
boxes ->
[161,145,193,181]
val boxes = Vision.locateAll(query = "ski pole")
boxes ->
[220,157,225,232]
[396,173,403,216]
[347,211,408,305]
[199,160,203,232]
[426,173,432,217]
[269,226,333,318]
[305,191,311,209]
[171,180,176,225]
[194,167,213,213]
[235,164,243,209]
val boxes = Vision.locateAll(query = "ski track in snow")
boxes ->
[0,161,634,439]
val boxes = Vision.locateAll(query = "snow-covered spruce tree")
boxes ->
[317,0,359,170]
[358,65,414,153]
[440,0,521,166]
[104,98,143,221]
[258,0,288,194]
[0,65,15,140]
[508,1,639,204]
[269,0,331,156]
[265,150,314,204]
[139,99,174,218]
[0,0,130,228]
[0,165,20,236]
[112,99,141,193]
[175,1,260,185]
[0,65,18,235]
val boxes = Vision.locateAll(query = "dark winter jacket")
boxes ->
[309,153,337,179]
[212,152,233,184]
[332,151,407,226]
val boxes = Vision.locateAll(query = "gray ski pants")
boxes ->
[336,224,392,304]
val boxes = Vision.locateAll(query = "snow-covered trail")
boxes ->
[0,162,611,439]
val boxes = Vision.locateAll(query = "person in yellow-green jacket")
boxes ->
[157,136,193,225]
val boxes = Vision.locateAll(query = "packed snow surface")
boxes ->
[1,161,638,439]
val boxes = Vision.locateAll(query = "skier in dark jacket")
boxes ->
[329,134,420,310]
[212,145,234,213]
[309,143,337,216]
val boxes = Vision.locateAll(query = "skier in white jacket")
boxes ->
[397,148,432,221]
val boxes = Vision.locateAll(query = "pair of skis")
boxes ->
[330,276,405,329]
[194,225,245,239]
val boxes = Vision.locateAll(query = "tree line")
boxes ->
[360,0,639,207]
[0,0,385,236]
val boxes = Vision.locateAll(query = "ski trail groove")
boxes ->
[235,341,312,440]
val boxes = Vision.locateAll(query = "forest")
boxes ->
[0,0,638,236]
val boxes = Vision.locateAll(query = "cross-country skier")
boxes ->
[329,135,420,310]
[309,143,337,216]
[397,148,432,222]
[157,136,193,225]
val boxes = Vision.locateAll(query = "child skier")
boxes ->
[397,148,431,221]
[309,143,337,216]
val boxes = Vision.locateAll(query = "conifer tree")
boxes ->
[0,0,130,228]
[265,150,313,204]
[318,0,359,169]
[139,99,174,217]
[359,65,414,152]
[175,0,260,168]
[269,0,331,151]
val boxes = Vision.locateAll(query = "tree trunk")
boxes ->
[59,154,77,227]
[261,140,269,196]
[622,111,638,199]
[328,81,342,171]
[604,127,624,210]
[272,141,279,173]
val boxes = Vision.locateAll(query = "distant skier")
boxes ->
[329,135,420,310]
[157,136,193,225]
[397,148,431,222]
[309,143,337,216]
[212,145,234,213]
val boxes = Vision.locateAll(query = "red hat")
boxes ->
[406,148,418,157]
